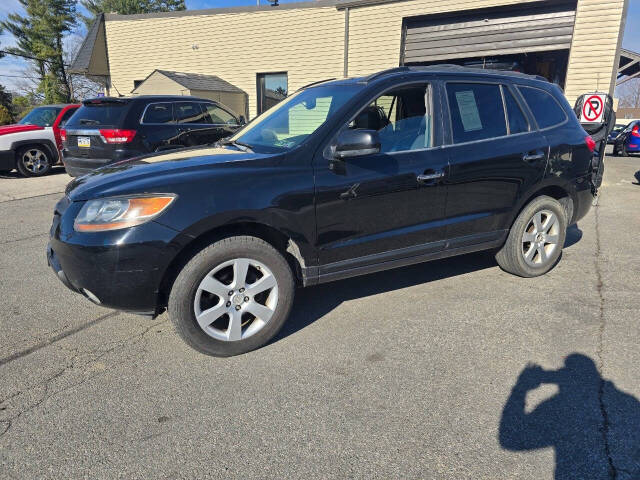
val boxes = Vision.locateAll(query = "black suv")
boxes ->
[48,66,596,356]
[61,95,243,177]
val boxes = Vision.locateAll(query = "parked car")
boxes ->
[60,95,244,177]
[48,66,596,356]
[612,120,640,156]
[0,104,79,177]
[607,122,629,144]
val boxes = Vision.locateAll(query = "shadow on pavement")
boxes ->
[277,250,497,342]
[500,354,640,480]
[277,223,585,343]
[0,166,67,179]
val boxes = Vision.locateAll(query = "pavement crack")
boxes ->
[593,202,617,480]
[0,311,119,368]
[0,233,49,246]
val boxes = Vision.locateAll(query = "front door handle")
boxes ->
[523,152,546,162]
[417,171,444,183]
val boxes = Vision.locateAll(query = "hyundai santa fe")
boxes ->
[48,66,597,356]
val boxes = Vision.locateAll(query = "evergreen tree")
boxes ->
[80,0,186,29]
[1,0,76,104]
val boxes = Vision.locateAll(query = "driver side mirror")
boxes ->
[238,115,247,126]
[335,129,380,159]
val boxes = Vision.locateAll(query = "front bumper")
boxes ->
[48,197,184,314]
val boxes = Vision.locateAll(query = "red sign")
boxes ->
[582,95,604,122]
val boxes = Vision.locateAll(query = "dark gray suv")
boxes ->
[61,95,244,176]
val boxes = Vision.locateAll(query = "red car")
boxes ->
[0,104,80,177]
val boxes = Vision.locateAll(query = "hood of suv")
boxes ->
[0,124,45,136]
[65,146,277,201]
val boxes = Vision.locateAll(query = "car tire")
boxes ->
[15,146,52,177]
[495,195,567,278]
[620,146,629,157]
[168,235,295,356]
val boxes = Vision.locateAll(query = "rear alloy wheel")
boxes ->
[495,195,567,277]
[169,236,294,356]
[16,146,51,177]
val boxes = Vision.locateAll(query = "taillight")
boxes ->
[60,129,67,142]
[99,129,136,144]
[585,135,596,153]
[632,125,640,138]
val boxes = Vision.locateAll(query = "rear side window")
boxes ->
[502,87,529,135]
[66,103,128,127]
[201,103,237,125]
[142,103,174,124]
[446,83,506,143]
[175,102,207,124]
[58,108,77,127]
[518,86,567,129]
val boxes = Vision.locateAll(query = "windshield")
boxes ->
[18,107,62,127]
[229,84,362,152]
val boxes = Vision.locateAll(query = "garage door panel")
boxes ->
[409,44,575,64]
[403,1,577,64]
[404,27,575,53]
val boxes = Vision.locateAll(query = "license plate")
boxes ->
[77,136,91,148]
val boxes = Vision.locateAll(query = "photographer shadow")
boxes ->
[500,354,640,479]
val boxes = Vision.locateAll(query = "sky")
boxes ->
[0,0,639,93]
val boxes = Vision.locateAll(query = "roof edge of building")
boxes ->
[105,0,341,21]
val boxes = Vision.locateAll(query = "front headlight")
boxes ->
[74,194,176,232]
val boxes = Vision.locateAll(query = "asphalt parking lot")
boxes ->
[1,156,639,479]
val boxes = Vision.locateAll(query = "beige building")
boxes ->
[71,0,629,118]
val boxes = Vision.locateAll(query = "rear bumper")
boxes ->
[62,155,113,177]
[0,150,15,171]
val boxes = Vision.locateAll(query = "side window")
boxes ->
[518,86,567,129]
[502,87,529,135]
[175,102,207,124]
[201,103,237,125]
[58,108,77,127]
[349,84,432,153]
[142,103,174,124]
[446,83,506,144]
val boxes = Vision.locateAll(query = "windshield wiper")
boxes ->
[217,139,253,153]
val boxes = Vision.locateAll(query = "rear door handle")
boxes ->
[417,170,444,183]
[523,152,546,162]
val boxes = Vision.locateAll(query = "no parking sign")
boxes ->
[579,94,607,123]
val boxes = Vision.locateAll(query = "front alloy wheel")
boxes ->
[17,147,51,177]
[194,258,278,342]
[169,236,294,356]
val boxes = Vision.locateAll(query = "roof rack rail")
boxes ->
[363,66,411,83]
[296,78,336,92]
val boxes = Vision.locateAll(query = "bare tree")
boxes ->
[617,78,640,109]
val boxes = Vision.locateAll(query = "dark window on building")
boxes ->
[518,86,567,129]
[175,102,207,124]
[446,83,506,144]
[257,72,288,115]
[201,103,237,125]
[502,86,529,135]
[142,103,174,124]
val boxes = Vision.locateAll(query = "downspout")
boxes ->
[343,7,349,78]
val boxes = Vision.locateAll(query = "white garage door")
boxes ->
[402,1,577,64]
